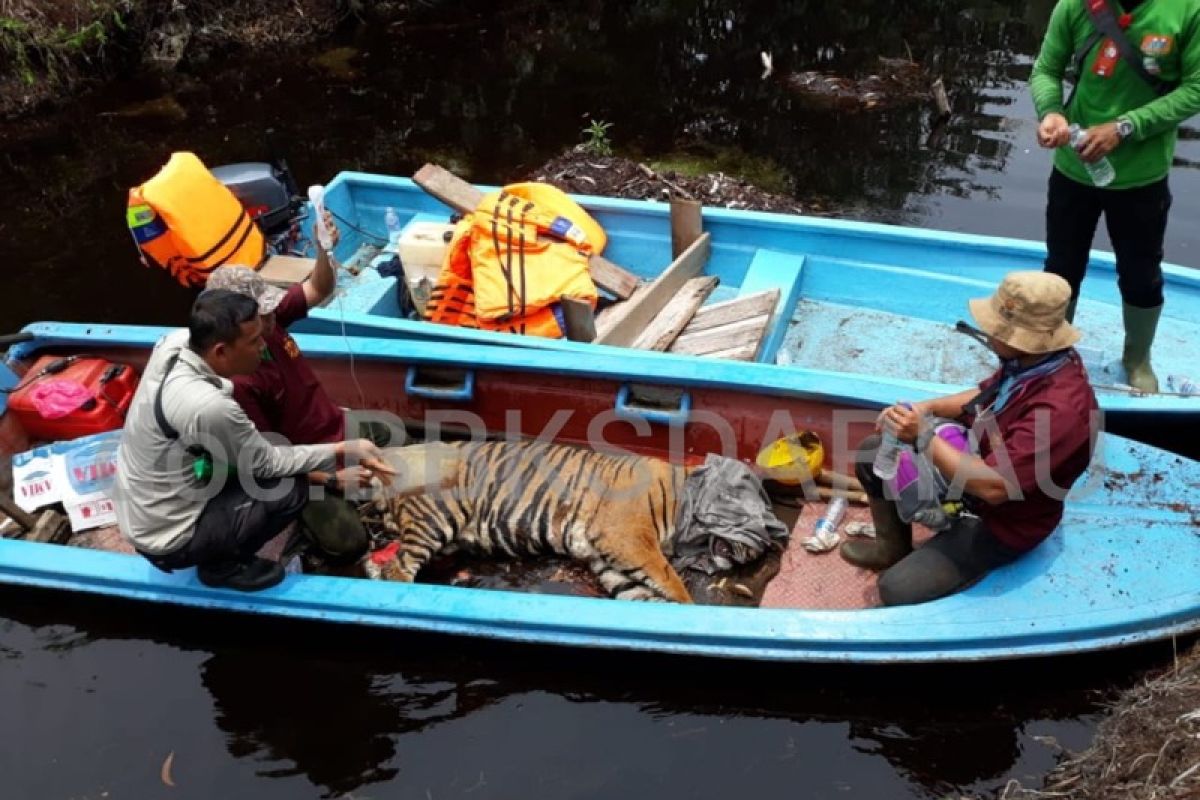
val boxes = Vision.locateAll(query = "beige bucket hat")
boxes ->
[968,271,1081,354]
[205,265,287,315]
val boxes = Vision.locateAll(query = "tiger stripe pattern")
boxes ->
[375,440,693,603]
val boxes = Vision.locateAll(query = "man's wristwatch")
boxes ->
[1116,117,1134,141]
[324,473,340,494]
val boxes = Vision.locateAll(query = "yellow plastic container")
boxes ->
[755,431,825,485]
[397,221,456,285]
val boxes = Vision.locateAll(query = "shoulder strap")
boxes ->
[1065,29,1104,109]
[154,354,183,441]
[1083,0,1173,96]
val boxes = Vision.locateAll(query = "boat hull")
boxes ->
[3,323,1200,663]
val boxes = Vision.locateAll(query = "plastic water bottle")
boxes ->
[384,206,402,244]
[307,184,334,251]
[1068,124,1115,187]
[873,402,911,481]
[1168,374,1198,396]
[814,496,847,539]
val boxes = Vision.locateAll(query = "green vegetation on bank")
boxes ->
[0,0,344,117]
[1,1,132,86]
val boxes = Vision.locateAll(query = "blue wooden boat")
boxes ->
[294,171,1200,420]
[2,321,1199,662]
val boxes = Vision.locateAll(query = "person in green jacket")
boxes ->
[1030,0,1200,393]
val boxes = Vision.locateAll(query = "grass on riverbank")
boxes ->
[1001,641,1200,799]
[0,0,344,117]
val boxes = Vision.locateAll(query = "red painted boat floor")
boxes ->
[762,500,934,610]
[62,504,933,612]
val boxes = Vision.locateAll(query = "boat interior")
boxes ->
[4,336,1198,617]
[289,173,1200,401]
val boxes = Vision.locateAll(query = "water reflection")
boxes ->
[1,584,1142,798]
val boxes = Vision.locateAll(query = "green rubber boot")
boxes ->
[839,498,913,571]
[1121,303,1162,394]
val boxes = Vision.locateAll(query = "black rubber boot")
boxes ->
[839,498,913,571]
[197,557,285,591]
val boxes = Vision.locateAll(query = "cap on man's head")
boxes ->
[968,271,1081,355]
[205,266,287,315]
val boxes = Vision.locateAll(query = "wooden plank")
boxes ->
[595,233,711,348]
[258,254,315,286]
[412,164,639,299]
[670,198,703,258]
[685,289,780,334]
[595,285,647,330]
[587,254,640,300]
[671,314,769,356]
[703,343,761,361]
[412,163,484,212]
[560,297,597,342]
[631,276,718,351]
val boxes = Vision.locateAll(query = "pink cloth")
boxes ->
[28,379,92,419]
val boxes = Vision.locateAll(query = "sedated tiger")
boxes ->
[369,440,694,603]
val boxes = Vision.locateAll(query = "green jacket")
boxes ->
[1030,0,1200,188]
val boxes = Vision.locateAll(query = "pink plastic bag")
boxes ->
[28,379,92,419]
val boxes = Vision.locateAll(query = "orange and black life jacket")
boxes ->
[127,152,266,288]
[425,182,602,339]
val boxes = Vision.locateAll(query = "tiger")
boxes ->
[369,439,694,603]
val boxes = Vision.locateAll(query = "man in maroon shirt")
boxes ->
[206,222,397,562]
[840,271,1099,606]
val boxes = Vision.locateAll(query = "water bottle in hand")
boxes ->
[873,402,911,481]
[1067,124,1115,187]
[384,206,402,244]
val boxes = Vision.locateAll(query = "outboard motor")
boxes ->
[211,160,300,236]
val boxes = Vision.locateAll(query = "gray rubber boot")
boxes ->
[839,497,913,571]
[1121,302,1162,394]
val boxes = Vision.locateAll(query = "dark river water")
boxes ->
[2,0,1199,797]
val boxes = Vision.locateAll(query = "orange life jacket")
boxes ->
[127,152,266,288]
[425,183,602,339]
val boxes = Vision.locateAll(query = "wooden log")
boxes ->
[682,290,779,334]
[670,313,769,356]
[817,486,869,505]
[560,297,597,342]
[816,469,865,493]
[0,490,37,532]
[412,164,640,299]
[595,233,711,348]
[631,276,718,351]
[26,510,71,544]
[670,198,703,259]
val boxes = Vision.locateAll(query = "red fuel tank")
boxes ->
[8,356,139,442]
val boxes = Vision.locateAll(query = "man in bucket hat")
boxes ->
[841,271,1099,606]
[206,218,397,565]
